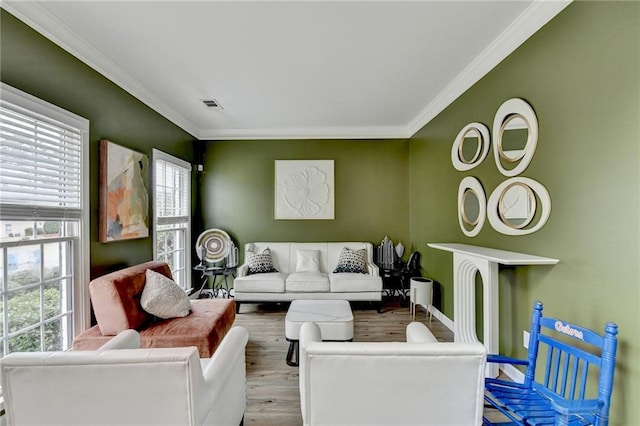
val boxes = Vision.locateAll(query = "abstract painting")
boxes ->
[99,139,149,242]
[275,160,334,220]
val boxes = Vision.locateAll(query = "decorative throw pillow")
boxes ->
[333,247,367,274]
[247,248,278,274]
[141,269,191,319]
[296,249,321,272]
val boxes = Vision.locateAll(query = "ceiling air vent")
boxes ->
[202,99,222,109]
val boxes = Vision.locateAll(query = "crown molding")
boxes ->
[407,0,572,137]
[2,2,201,138]
[4,1,571,141]
[198,126,411,141]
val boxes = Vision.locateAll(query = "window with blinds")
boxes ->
[152,149,192,290]
[0,83,89,357]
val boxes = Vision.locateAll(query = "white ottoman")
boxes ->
[285,300,354,366]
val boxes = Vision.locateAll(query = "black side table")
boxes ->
[194,265,236,298]
[379,264,409,301]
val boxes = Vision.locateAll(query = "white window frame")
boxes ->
[0,82,90,345]
[152,149,192,291]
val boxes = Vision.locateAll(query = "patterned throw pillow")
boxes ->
[333,247,367,274]
[247,248,278,274]
[141,269,191,319]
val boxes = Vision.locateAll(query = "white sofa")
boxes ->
[234,242,383,312]
[0,327,249,426]
[299,321,487,426]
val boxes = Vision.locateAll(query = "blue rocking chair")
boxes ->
[483,301,618,426]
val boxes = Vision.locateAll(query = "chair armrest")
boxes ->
[551,398,602,415]
[300,322,322,344]
[366,262,380,276]
[97,329,141,350]
[406,322,438,343]
[198,326,249,424]
[237,263,249,277]
[201,326,249,384]
[487,354,529,365]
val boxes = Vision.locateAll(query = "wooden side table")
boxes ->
[410,277,433,321]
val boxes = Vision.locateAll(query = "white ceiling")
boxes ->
[4,1,570,140]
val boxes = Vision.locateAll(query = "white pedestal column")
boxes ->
[453,252,499,377]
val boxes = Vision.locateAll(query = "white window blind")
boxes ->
[0,98,83,220]
[152,149,192,289]
[155,156,191,225]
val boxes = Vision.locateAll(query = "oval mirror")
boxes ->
[459,128,482,164]
[498,114,529,163]
[498,182,536,229]
[458,176,486,237]
[487,177,551,236]
[452,123,490,171]
[462,189,481,226]
[492,98,538,177]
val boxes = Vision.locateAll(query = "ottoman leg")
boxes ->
[286,339,299,367]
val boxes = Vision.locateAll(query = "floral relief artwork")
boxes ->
[99,139,150,242]
[275,160,334,220]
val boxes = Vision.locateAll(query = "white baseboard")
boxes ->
[500,363,525,383]
[428,306,454,331]
[426,306,525,383]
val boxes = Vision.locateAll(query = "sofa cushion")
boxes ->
[233,272,287,293]
[286,272,330,292]
[333,247,367,274]
[296,249,321,272]
[247,248,278,274]
[141,269,191,319]
[72,299,236,358]
[330,273,383,292]
[89,261,172,336]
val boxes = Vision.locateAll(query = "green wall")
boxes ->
[0,10,195,276]
[200,139,410,258]
[2,2,638,422]
[410,2,639,423]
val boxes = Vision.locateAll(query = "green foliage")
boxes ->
[42,222,60,234]
[23,227,33,237]
[2,267,65,353]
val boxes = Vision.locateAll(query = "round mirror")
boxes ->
[458,176,486,237]
[493,98,538,177]
[452,123,490,171]
[497,182,536,229]
[487,177,551,236]
[461,189,481,226]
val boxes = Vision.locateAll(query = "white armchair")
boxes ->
[299,321,487,426]
[0,326,249,426]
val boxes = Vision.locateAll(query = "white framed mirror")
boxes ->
[487,177,551,235]
[458,176,486,237]
[452,122,490,171]
[492,98,538,177]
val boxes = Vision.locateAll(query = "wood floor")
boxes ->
[233,301,454,426]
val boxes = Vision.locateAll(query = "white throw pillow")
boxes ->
[141,269,191,319]
[296,249,321,272]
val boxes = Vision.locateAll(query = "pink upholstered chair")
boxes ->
[73,261,236,357]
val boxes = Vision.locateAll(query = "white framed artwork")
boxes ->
[275,160,334,220]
